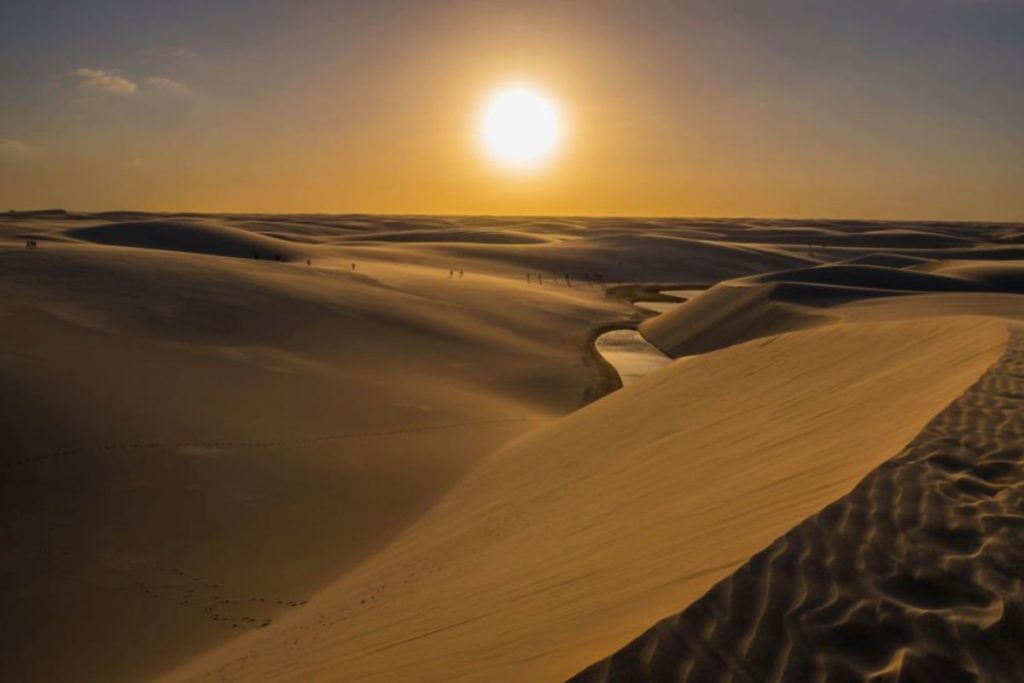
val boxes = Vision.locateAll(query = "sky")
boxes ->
[1,0,1022,220]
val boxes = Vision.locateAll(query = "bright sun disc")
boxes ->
[478,86,563,170]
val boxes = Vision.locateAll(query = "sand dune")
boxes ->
[336,227,551,244]
[571,330,1024,682]
[2,212,1023,683]
[158,317,1007,683]
[642,255,1024,358]
[640,282,832,357]
[914,260,1024,293]
[839,253,934,268]
[0,232,628,682]
[748,263,986,292]
[67,219,310,261]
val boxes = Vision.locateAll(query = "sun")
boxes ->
[478,85,564,171]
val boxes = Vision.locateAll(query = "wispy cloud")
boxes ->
[146,75,187,93]
[141,47,201,62]
[74,67,137,94]
[0,138,38,156]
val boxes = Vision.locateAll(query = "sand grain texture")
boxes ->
[2,213,1023,683]
[571,330,1024,683]
[160,318,1008,683]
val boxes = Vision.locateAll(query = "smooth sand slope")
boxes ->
[160,318,1007,683]
[1,212,1023,682]
[571,330,1024,683]
[1,218,631,682]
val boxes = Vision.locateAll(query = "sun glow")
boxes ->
[478,85,564,171]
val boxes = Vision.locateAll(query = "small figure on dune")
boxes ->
[307,259,311,266]
[351,262,356,270]
[527,273,531,283]
[564,274,570,286]
[539,274,543,284]
[459,270,464,278]
[448,269,453,278]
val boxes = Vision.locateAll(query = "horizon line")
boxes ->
[4,207,1023,226]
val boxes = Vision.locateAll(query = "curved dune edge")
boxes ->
[159,316,1008,683]
[570,328,1024,683]
[67,219,309,261]
[0,242,632,683]
[639,281,834,358]
[640,259,1024,361]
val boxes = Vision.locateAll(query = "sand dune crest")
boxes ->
[571,330,1024,683]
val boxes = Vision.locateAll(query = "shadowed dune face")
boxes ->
[67,220,309,261]
[918,260,1024,293]
[0,236,631,683]
[156,318,1008,683]
[642,254,1024,359]
[569,331,1024,683]
[1,212,1024,683]
[747,263,987,291]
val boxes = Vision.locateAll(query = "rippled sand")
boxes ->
[572,332,1024,683]
[1,212,1023,682]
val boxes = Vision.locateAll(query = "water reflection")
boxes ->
[595,329,673,387]
[635,290,703,314]
[634,301,677,313]
[661,289,704,300]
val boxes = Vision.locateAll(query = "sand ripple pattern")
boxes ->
[570,330,1024,683]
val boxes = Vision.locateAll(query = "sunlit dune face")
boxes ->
[478,85,564,171]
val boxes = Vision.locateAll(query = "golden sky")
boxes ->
[1,1,1022,220]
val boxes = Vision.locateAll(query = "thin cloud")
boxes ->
[140,47,201,62]
[0,138,38,156]
[74,67,137,94]
[146,75,187,93]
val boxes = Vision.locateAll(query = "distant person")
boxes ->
[307,259,311,266]
[526,273,531,283]
[459,270,463,278]
[448,269,453,278]
[539,274,543,284]
[351,262,356,270]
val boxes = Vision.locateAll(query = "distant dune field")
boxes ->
[2,213,1023,682]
